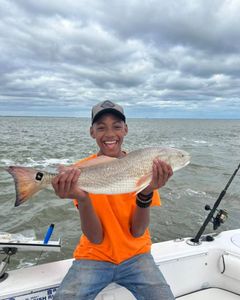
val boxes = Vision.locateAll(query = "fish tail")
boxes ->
[6,166,47,207]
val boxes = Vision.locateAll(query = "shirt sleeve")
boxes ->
[73,199,78,208]
[151,190,161,206]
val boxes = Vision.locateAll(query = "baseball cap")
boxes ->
[91,100,126,124]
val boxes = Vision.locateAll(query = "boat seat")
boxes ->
[177,288,240,300]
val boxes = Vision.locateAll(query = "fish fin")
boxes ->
[75,155,117,169]
[134,173,152,194]
[6,166,44,207]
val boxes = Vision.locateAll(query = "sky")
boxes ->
[0,0,240,119]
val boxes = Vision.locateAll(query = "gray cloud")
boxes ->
[0,0,239,118]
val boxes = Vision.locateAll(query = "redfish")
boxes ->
[6,147,190,207]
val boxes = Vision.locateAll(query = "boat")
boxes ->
[0,228,240,300]
[1,164,239,299]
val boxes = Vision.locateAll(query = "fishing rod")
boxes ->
[191,162,240,244]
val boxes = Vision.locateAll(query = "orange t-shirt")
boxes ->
[73,154,161,264]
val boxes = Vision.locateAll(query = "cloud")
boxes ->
[0,0,239,118]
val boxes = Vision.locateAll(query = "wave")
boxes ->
[185,188,207,196]
[0,157,74,168]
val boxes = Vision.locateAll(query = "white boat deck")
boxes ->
[177,288,240,300]
[1,229,240,300]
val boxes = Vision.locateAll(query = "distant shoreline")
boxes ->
[0,115,239,121]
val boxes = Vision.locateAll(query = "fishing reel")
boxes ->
[191,163,239,245]
[205,205,228,230]
[0,248,17,282]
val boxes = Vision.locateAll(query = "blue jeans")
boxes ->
[53,253,175,300]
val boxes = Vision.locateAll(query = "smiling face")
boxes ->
[90,113,128,158]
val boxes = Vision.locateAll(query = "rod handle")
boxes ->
[43,224,55,244]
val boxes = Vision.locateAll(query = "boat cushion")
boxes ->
[177,288,240,299]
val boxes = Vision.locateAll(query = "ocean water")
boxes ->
[0,117,240,269]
